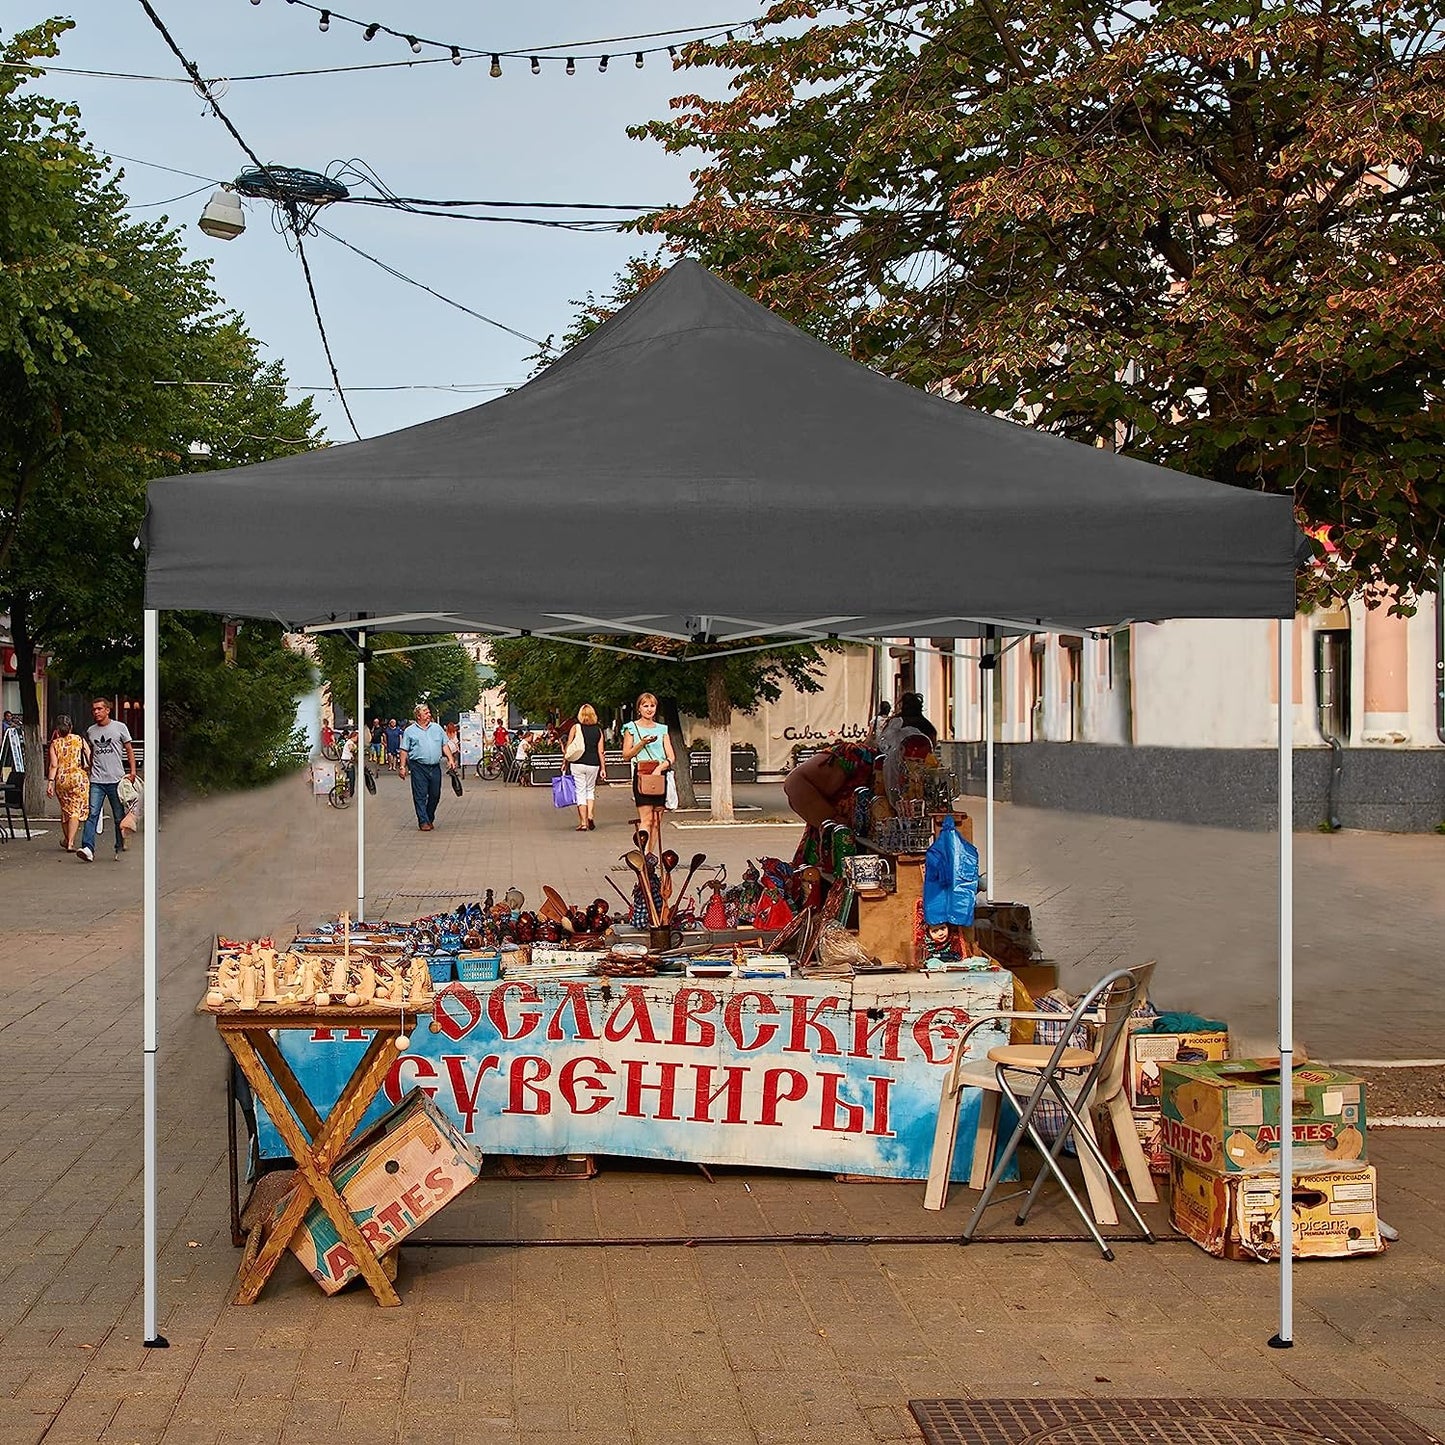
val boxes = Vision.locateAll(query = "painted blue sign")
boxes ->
[256,972,1016,1182]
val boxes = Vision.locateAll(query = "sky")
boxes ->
[12,1,771,440]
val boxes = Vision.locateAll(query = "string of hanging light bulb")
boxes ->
[244,0,752,74]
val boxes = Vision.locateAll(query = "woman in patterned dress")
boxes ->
[46,715,90,852]
[783,740,878,866]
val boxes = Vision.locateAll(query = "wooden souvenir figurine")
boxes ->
[406,956,432,1008]
[258,947,279,1003]
[237,958,259,1011]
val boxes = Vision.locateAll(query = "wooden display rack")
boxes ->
[853,812,975,968]
[207,1001,416,1306]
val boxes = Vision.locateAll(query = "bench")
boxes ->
[527,749,628,786]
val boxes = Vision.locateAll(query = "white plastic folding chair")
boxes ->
[924,963,1157,1259]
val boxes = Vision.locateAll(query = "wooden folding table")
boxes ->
[208,1003,415,1307]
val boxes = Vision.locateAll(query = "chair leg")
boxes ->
[1105,1091,1159,1206]
[1009,1081,1117,1243]
[924,1079,967,1212]
[969,1090,1000,1191]
[1046,1087,1155,1241]
[1073,1113,1120,1228]
[964,1073,1114,1259]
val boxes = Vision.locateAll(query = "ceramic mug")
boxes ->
[649,925,684,953]
[844,854,893,895]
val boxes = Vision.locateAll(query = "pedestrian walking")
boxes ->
[368,718,385,768]
[397,703,455,831]
[76,699,136,862]
[383,717,403,772]
[621,693,674,865]
[46,715,90,852]
[564,704,606,832]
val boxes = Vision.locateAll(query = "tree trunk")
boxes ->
[706,658,734,823]
[9,592,47,820]
[658,696,696,809]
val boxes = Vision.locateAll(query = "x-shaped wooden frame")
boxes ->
[218,1011,411,1306]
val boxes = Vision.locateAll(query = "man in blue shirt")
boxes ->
[383,717,404,772]
[397,703,456,831]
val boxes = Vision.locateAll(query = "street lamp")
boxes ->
[198,187,245,240]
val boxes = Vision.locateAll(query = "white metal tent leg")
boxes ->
[984,649,995,901]
[357,629,366,923]
[1270,616,1295,1349]
[142,609,167,1347]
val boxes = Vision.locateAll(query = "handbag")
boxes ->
[552,772,577,809]
[563,727,585,764]
[631,724,668,796]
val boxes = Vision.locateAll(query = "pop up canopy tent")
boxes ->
[142,259,1302,1342]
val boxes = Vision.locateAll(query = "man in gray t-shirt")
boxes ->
[78,698,137,862]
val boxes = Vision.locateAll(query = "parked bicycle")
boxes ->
[327,763,377,809]
[475,742,514,780]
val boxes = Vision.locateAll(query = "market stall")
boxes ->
[249,961,1016,1181]
[144,259,1300,1336]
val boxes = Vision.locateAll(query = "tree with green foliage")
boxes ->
[312,634,481,731]
[488,634,831,821]
[632,0,1444,609]
[0,20,323,804]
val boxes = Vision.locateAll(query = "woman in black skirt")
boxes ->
[620,692,674,865]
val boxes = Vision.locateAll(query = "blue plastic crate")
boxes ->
[455,951,502,983]
[426,957,455,986]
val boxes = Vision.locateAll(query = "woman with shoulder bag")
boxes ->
[621,692,674,864]
[565,704,606,832]
[46,715,91,852]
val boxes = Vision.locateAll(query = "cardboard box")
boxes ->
[1127,1029,1230,1111]
[1103,1108,1172,1178]
[279,1089,482,1294]
[1169,1158,1384,1260]
[1160,1059,1366,1175]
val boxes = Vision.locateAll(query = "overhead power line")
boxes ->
[126,182,215,209]
[312,224,551,351]
[154,381,519,393]
[134,0,362,439]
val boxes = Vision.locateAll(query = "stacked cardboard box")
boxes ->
[1159,1059,1382,1260]
[1104,1027,1230,1178]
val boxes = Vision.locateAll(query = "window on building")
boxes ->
[1061,635,1084,741]
[1110,629,1134,742]
[1030,638,1046,740]
[1314,630,1351,742]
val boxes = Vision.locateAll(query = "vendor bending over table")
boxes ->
[783,741,878,863]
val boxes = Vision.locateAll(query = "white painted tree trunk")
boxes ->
[706,661,734,823]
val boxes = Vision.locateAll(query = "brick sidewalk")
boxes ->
[0,772,1441,1443]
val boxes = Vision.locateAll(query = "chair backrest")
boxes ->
[1092,962,1156,1103]
[1039,963,1153,1099]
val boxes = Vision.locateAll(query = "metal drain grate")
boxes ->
[908,1398,1439,1445]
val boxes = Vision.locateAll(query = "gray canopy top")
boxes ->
[144,258,1297,644]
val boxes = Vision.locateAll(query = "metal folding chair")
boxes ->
[928,964,1156,1259]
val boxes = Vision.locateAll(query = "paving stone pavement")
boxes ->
[0,771,1441,1444]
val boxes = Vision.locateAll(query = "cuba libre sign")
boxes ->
[780,723,869,742]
